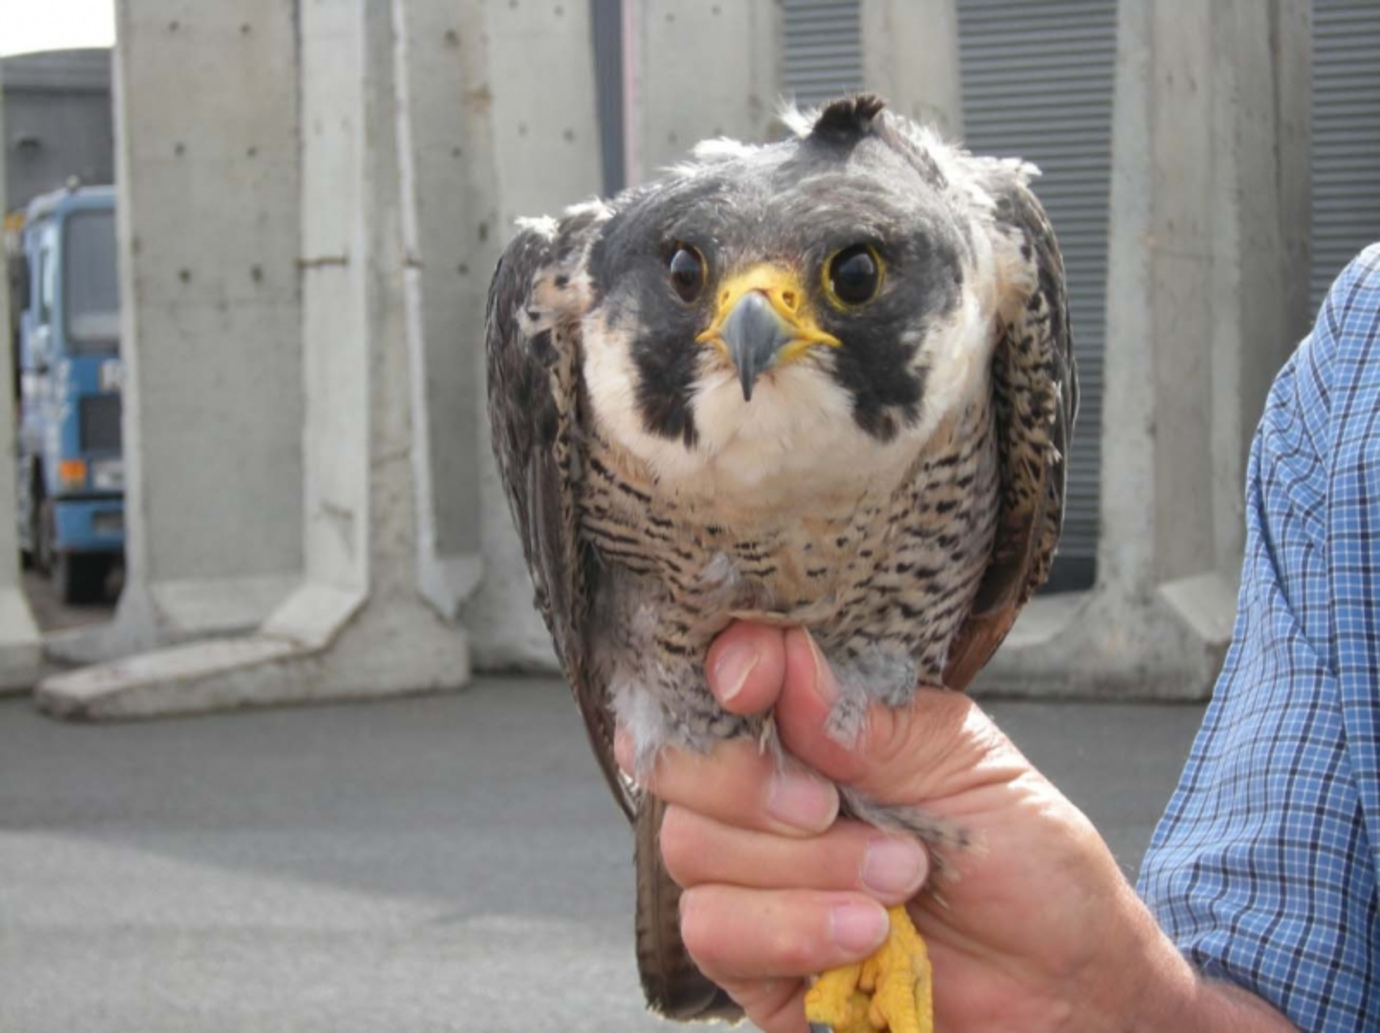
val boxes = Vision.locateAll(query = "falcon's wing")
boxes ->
[486,212,638,820]
[944,165,1078,690]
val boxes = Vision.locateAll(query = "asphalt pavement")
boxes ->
[21,567,118,632]
[0,679,1207,1033]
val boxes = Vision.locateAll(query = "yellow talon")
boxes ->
[804,905,932,1033]
[803,962,867,1033]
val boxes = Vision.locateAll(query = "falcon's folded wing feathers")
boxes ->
[943,157,1076,690]
[486,209,638,821]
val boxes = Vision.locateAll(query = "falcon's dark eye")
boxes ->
[667,245,706,303]
[825,245,884,308]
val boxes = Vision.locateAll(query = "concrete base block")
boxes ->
[973,584,1233,701]
[43,573,299,667]
[261,582,366,652]
[35,594,470,721]
[0,587,44,695]
[1158,571,1240,648]
[148,574,302,638]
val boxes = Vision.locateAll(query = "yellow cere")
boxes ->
[695,263,842,363]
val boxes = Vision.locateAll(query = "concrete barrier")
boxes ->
[459,0,606,670]
[49,0,303,666]
[39,0,474,718]
[976,0,1313,699]
[862,0,962,138]
[628,0,781,180]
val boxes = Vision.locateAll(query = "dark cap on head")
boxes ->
[811,94,887,139]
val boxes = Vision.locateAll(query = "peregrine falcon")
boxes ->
[487,95,1076,1033]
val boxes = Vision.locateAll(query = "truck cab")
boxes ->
[12,185,123,603]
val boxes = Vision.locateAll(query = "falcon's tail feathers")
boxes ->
[634,796,744,1023]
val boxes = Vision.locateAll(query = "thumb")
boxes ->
[773,628,1010,807]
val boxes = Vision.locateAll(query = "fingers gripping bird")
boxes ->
[486,95,1076,1033]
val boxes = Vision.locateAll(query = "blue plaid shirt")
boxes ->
[1138,245,1380,1031]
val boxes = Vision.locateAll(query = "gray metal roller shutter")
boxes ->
[958,0,1117,592]
[781,0,863,107]
[1311,0,1380,313]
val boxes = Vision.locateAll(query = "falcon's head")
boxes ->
[571,95,1034,496]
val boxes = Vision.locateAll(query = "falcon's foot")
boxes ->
[804,904,932,1033]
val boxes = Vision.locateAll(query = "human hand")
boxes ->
[616,622,1296,1033]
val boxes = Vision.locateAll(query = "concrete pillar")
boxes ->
[396,0,490,621]
[627,0,782,182]
[861,0,963,139]
[51,0,304,664]
[0,79,45,693]
[462,0,607,669]
[38,0,471,719]
[978,0,1312,699]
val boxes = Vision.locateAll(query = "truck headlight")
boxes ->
[92,458,124,491]
[58,459,87,488]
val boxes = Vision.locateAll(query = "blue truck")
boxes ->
[10,185,123,603]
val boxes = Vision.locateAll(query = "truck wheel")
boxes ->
[21,473,43,570]
[36,496,55,575]
[19,487,36,569]
[52,552,106,606]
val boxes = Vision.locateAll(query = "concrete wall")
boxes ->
[629,0,782,180]
[861,0,962,138]
[100,0,302,651]
[2,49,114,211]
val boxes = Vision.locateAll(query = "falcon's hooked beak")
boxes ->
[696,265,841,401]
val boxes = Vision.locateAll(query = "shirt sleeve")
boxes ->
[1137,248,1380,1033]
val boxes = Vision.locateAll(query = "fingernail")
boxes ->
[766,769,838,832]
[801,631,836,705]
[713,640,759,704]
[861,837,927,898]
[829,902,889,954]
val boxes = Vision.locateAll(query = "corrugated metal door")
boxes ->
[781,0,862,107]
[1311,0,1380,312]
[958,0,1117,592]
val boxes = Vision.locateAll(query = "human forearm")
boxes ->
[1115,891,1297,1033]
[1170,980,1298,1033]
